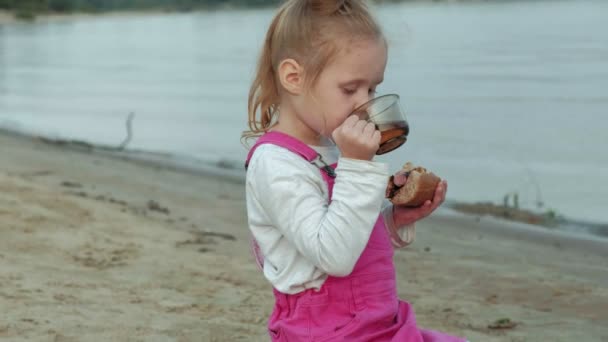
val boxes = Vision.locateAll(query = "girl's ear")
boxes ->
[278,58,304,95]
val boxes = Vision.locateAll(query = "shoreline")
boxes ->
[3,126,606,242]
[0,127,246,184]
[1,128,607,340]
[0,9,192,25]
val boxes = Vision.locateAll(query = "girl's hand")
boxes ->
[392,179,448,226]
[332,115,380,161]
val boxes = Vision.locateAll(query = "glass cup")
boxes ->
[351,94,409,155]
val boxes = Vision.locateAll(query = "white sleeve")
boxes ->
[248,150,388,277]
[381,201,416,248]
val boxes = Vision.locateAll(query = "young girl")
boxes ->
[244,1,467,341]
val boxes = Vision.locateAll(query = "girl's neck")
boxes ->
[271,106,324,146]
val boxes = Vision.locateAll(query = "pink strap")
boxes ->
[245,131,318,169]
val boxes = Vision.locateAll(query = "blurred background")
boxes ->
[1,0,607,236]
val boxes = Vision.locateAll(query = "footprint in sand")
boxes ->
[174,231,236,253]
[71,242,139,270]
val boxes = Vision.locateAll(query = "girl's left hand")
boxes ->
[392,180,448,227]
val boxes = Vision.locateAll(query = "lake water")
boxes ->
[1,0,607,225]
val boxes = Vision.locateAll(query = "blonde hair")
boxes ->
[242,0,384,144]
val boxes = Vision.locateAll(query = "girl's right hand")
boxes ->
[332,115,381,161]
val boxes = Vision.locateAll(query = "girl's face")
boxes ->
[302,38,388,139]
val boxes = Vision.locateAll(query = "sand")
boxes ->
[0,130,607,342]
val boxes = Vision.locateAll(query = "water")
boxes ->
[1,1,607,225]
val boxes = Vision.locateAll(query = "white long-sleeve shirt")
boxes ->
[245,143,414,294]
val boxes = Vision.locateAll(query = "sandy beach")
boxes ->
[0,130,607,342]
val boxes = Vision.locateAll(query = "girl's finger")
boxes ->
[344,114,359,127]
[434,185,443,201]
[363,122,376,137]
[353,119,367,134]
[372,130,381,145]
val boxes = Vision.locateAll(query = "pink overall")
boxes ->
[246,132,466,342]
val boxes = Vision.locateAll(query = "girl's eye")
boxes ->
[342,88,357,95]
